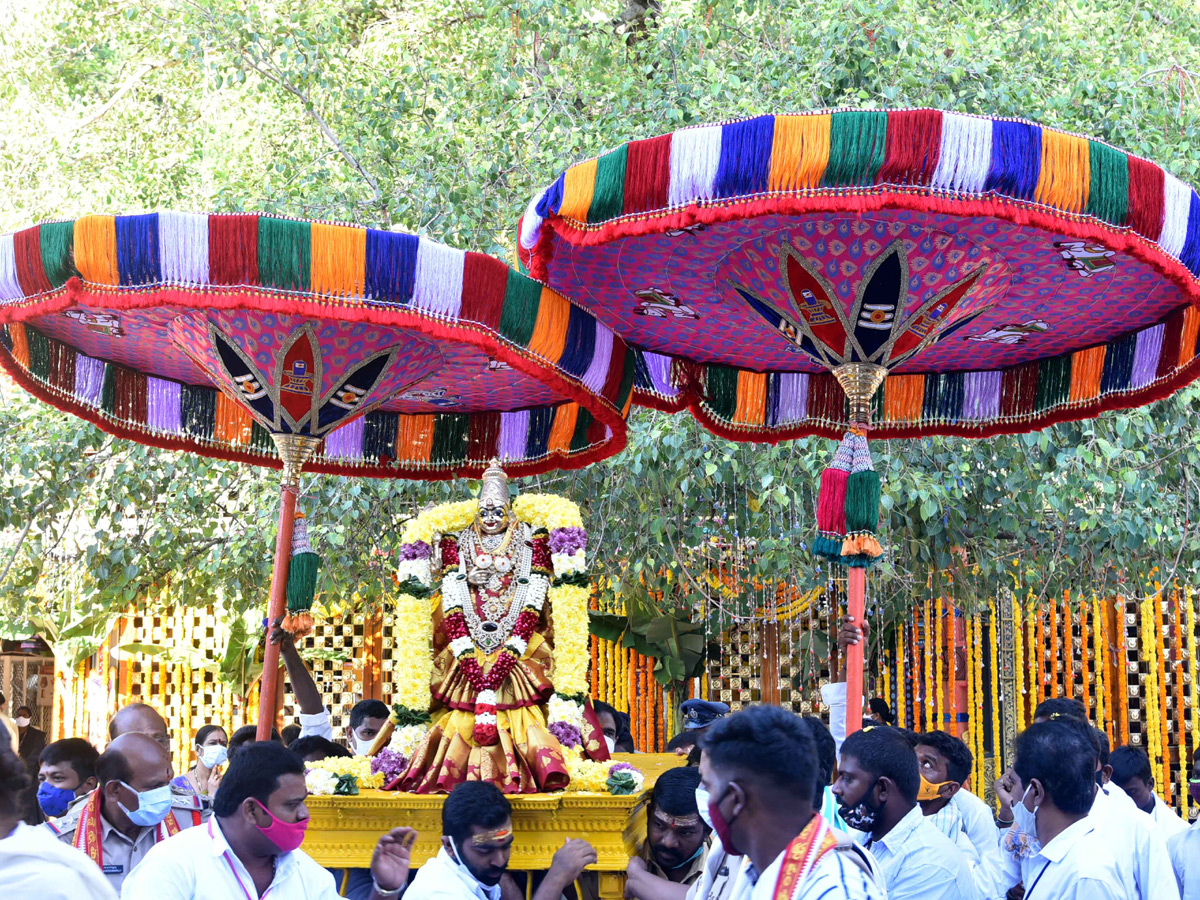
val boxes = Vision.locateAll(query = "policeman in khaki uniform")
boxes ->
[44,733,206,894]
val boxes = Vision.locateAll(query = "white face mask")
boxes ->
[14,716,31,728]
[1013,783,1040,845]
[605,735,616,754]
[695,787,714,829]
[199,744,228,769]
[354,735,376,756]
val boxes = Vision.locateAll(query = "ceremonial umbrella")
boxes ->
[517,109,1200,732]
[0,211,637,737]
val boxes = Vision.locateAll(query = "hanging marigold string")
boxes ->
[1116,597,1130,749]
[1049,598,1059,700]
[1141,593,1162,794]
[935,597,945,731]
[1172,588,1185,807]
[923,596,934,734]
[1013,594,1025,733]
[1080,595,1090,711]
[1188,587,1199,788]
[1154,587,1171,804]
[895,626,907,730]
[988,601,1001,775]
[1092,594,1106,735]
[947,606,958,736]
[1035,602,1046,706]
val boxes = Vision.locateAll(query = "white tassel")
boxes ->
[1159,174,1193,259]
[519,188,548,250]
[932,113,992,195]
[0,233,21,301]
[668,125,723,206]
[412,238,465,320]
[580,323,614,393]
[158,211,210,286]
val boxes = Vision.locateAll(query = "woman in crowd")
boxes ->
[172,724,228,796]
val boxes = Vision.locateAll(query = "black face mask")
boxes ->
[838,779,882,831]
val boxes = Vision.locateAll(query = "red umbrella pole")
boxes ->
[256,435,321,741]
[256,483,298,740]
[845,566,866,735]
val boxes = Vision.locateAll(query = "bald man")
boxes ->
[109,703,170,749]
[45,733,202,893]
[108,703,208,821]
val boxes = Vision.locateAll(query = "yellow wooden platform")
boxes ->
[304,754,682,897]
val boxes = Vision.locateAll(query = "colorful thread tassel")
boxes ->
[283,509,321,636]
[815,431,883,567]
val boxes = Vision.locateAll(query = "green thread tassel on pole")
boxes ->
[283,509,320,637]
[840,432,883,568]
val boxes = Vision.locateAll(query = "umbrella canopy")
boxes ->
[0,212,636,478]
[518,109,1200,443]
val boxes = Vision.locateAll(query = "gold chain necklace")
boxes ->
[473,518,517,557]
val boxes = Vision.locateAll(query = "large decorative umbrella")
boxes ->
[517,109,1200,732]
[0,211,636,737]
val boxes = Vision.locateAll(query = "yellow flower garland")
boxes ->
[988,601,1000,775]
[1188,587,1199,776]
[1013,595,1025,733]
[1092,594,1105,732]
[935,597,944,732]
[394,493,592,712]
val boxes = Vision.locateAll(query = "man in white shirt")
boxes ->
[1168,752,1200,899]
[0,720,117,900]
[826,617,997,866]
[1110,745,1189,839]
[985,717,1126,900]
[406,781,596,900]
[121,740,413,899]
[697,705,884,900]
[994,718,1180,900]
[833,726,974,900]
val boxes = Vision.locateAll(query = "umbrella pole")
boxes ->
[256,434,321,741]
[845,567,866,734]
[831,363,886,737]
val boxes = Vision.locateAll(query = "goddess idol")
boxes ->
[389,461,610,793]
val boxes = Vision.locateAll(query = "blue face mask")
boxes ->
[117,782,173,827]
[37,782,76,817]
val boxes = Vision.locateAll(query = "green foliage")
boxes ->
[0,0,1199,683]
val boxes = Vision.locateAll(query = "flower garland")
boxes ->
[306,755,385,795]
[922,597,933,733]
[894,627,906,729]
[988,602,1000,774]
[1173,591,1185,806]
[392,493,592,745]
[935,597,944,731]
[1154,587,1170,803]
[1080,598,1090,712]
[1141,593,1163,794]
[1092,595,1105,734]
[1013,595,1025,733]
[565,756,644,794]
[1188,588,1199,778]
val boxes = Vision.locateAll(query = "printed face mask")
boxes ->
[253,801,309,853]
[917,776,956,802]
[838,779,882,832]
[118,782,173,827]
[1012,784,1039,844]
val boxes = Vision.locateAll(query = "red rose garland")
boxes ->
[441,533,550,745]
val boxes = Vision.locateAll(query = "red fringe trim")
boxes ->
[0,279,629,480]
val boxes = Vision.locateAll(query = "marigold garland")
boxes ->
[988,601,1000,776]
[1035,602,1046,706]
[1092,594,1105,734]
[1141,593,1163,794]
[922,597,933,733]
[935,597,945,731]
[1080,597,1090,712]
[1154,587,1170,803]
[1013,595,1025,733]
[972,614,984,778]
[1188,588,1199,789]
[894,627,906,730]
[1172,590,1184,806]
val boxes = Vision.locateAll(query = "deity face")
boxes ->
[477,500,509,534]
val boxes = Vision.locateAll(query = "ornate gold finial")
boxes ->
[479,458,510,509]
[832,363,887,426]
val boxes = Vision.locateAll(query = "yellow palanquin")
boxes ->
[382,463,609,793]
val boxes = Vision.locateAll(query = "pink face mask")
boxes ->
[253,801,309,853]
